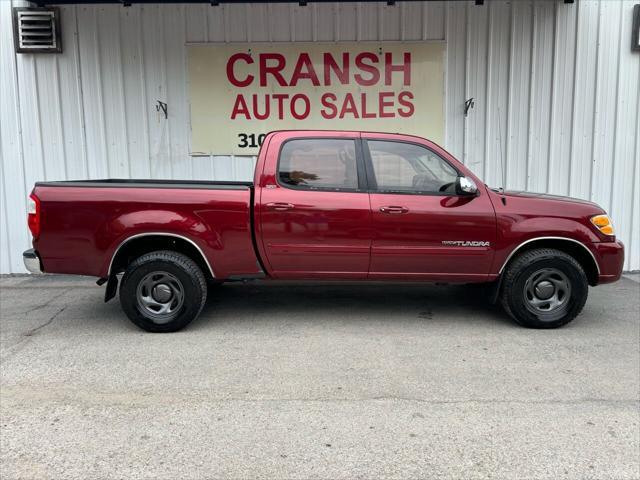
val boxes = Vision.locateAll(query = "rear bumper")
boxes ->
[593,241,624,284]
[23,249,43,274]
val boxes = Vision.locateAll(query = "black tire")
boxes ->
[499,248,588,329]
[119,250,207,333]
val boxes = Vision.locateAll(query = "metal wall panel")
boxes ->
[464,3,489,178]
[1,0,29,274]
[1,0,638,273]
[570,0,599,200]
[444,2,465,161]
[505,0,533,192]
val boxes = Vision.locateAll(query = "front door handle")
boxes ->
[379,206,409,214]
[266,202,295,211]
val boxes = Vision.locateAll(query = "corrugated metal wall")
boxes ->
[1,0,639,273]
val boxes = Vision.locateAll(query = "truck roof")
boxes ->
[265,129,438,144]
[267,129,414,136]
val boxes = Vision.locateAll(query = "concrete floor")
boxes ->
[0,275,639,479]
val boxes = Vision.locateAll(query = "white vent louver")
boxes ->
[13,8,62,54]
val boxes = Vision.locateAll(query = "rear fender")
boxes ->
[98,209,218,278]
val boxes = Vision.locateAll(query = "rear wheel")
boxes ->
[119,250,207,332]
[500,248,588,329]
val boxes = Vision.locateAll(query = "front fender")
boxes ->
[491,216,601,274]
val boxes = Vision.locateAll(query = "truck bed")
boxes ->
[32,179,262,279]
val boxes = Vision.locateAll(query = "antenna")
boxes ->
[497,106,507,205]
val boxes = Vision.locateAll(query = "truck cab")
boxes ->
[255,131,496,282]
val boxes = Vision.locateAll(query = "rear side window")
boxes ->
[278,139,358,190]
[367,140,458,194]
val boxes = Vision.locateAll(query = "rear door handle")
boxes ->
[266,202,295,211]
[379,206,409,214]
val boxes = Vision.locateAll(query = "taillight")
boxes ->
[27,193,41,239]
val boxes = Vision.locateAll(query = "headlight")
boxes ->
[590,214,615,236]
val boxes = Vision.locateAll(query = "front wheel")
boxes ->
[500,248,588,329]
[119,250,207,332]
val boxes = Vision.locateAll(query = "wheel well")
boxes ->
[502,239,599,286]
[109,235,214,280]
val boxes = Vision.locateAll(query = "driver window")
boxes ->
[368,140,458,194]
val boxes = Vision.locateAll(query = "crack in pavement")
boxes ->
[22,296,57,315]
[23,306,66,337]
[1,306,67,363]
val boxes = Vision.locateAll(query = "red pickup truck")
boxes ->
[24,130,624,332]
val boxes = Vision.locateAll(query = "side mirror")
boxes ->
[456,176,478,196]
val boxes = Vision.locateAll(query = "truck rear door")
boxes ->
[256,132,371,279]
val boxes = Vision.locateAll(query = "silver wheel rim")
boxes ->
[136,271,185,324]
[523,268,571,320]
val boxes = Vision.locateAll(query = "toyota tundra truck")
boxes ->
[23,130,624,332]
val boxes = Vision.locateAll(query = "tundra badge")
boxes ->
[442,240,491,247]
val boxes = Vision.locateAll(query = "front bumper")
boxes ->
[593,241,624,284]
[23,249,43,274]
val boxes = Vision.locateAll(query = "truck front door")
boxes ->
[257,133,371,279]
[363,137,496,282]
